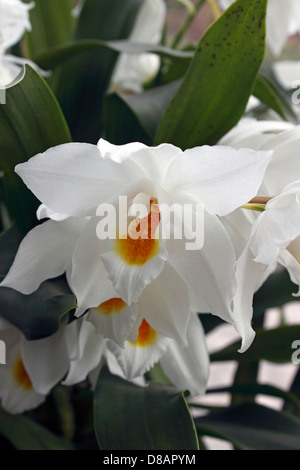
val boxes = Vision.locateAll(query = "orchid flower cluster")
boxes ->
[0,0,300,452]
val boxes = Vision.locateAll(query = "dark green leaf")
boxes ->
[0,279,77,341]
[0,406,73,450]
[104,81,181,144]
[207,383,300,410]
[196,403,300,450]
[0,225,21,277]
[34,40,193,70]
[94,368,199,450]
[211,325,300,363]
[253,75,299,123]
[155,0,268,149]
[253,269,300,317]
[25,0,75,57]
[54,0,144,143]
[0,65,71,234]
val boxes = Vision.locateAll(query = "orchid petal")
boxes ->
[160,314,209,397]
[1,218,86,294]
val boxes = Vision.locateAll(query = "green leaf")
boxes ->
[211,325,300,363]
[0,279,77,341]
[34,40,193,70]
[0,65,71,234]
[195,403,300,450]
[253,75,299,123]
[207,384,300,410]
[155,0,268,149]
[0,406,73,450]
[103,81,181,144]
[25,0,75,57]
[253,269,300,317]
[53,0,145,143]
[94,369,199,450]
[0,225,21,278]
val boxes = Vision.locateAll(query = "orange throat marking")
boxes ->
[114,198,160,266]
[12,357,33,391]
[129,319,158,348]
[95,298,127,316]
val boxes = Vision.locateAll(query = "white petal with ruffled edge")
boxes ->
[1,218,86,294]
[101,239,168,305]
[160,314,209,397]
[164,146,272,216]
[106,318,168,380]
[88,300,139,346]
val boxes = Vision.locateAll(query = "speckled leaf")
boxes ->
[155,0,268,149]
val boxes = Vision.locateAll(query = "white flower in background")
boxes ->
[65,312,209,397]
[109,0,167,93]
[0,0,34,85]
[0,318,78,414]
[221,119,300,351]
[1,139,272,350]
[219,0,300,56]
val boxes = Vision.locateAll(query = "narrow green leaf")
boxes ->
[155,0,268,149]
[54,0,144,143]
[34,40,193,70]
[94,369,199,450]
[211,325,300,363]
[25,0,75,57]
[207,383,300,410]
[104,81,181,144]
[253,74,299,123]
[0,65,71,234]
[0,406,74,450]
[196,403,300,450]
[0,279,77,341]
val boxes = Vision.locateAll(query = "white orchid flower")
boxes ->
[0,0,33,53]
[0,318,79,414]
[220,119,300,351]
[0,0,34,85]
[65,312,209,397]
[1,138,272,349]
[0,320,45,414]
[109,0,167,93]
[219,0,300,56]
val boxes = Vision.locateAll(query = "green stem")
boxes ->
[241,203,266,212]
[171,0,206,49]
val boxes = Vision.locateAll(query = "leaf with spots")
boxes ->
[155,0,268,149]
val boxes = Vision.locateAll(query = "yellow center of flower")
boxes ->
[95,298,127,316]
[129,319,158,348]
[12,357,33,391]
[114,198,160,266]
